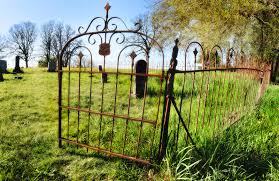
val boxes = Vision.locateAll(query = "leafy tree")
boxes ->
[152,0,279,60]
[8,22,37,68]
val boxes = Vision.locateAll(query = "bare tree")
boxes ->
[0,35,7,59]
[9,22,37,68]
[52,23,80,67]
[129,14,159,51]
[41,21,55,63]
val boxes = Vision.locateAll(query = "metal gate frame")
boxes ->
[58,3,165,164]
[58,3,271,165]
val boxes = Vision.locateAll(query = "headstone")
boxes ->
[98,65,103,72]
[13,56,24,73]
[102,73,108,83]
[48,61,56,72]
[98,65,107,83]
[0,68,3,82]
[135,60,147,98]
[0,60,7,73]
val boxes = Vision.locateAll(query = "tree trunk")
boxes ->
[46,54,50,63]
[25,58,29,68]
[271,56,279,83]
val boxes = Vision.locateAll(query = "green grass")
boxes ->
[0,68,278,180]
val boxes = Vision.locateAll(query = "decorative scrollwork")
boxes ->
[109,32,126,45]
[88,33,103,45]
[78,3,142,34]
[78,17,106,34]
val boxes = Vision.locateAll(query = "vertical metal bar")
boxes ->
[228,68,238,124]
[67,55,71,141]
[98,55,106,149]
[109,59,120,153]
[232,70,239,118]
[195,53,204,133]
[87,52,93,152]
[77,54,82,147]
[219,69,227,128]
[201,69,211,128]
[187,48,198,131]
[236,69,245,118]
[58,53,63,147]
[149,74,164,161]
[222,69,232,127]
[136,54,150,158]
[207,52,217,128]
[176,64,187,151]
[158,39,178,162]
[213,70,222,135]
[122,56,135,154]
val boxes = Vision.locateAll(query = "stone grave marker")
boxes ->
[135,60,147,98]
[13,56,24,73]
[98,64,107,83]
[0,67,3,82]
[0,60,7,73]
[48,61,56,72]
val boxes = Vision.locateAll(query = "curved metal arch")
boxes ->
[184,41,206,71]
[116,44,149,68]
[59,30,165,69]
[68,45,93,69]
[58,3,166,165]
[78,17,106,34]
[210,45,223,68]
[227,48,235,67]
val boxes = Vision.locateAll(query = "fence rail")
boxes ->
[158,39,271,160]
[57,3,271,164]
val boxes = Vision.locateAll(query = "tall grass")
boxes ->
[161,85,279,180]
[0,68,277,180]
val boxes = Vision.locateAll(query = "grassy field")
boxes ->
[0,68,278,180]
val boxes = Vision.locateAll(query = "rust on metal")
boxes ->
[58,3,165,164]
[58,3,270,164]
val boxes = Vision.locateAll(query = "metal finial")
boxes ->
[175,39,179,46]
[171,39,179,59]
[78,51,84,60]
[230,52,233,58]
[105,2,111,13]
[215,50,218,58]
[193,48,198,56]
[130,51,137,60]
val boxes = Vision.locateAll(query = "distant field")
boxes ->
[0,68,278,180]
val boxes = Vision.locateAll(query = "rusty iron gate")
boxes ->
[58,3,165,164]
[58,3,270,165]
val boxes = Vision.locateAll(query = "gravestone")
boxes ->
[13,56,24,73]
[0,67,3,82]
[0,60,7,73]
[48,61,56,72]
[135,60,147,98]
[98,65,103,72]
[98,65,107,83]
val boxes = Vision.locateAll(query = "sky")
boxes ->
[0,0,152,67]
[0,0,149,33]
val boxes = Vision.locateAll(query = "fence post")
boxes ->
[158,39,179,162]
[58,53,62,148]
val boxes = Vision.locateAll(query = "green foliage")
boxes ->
[162,85,279,180]
[152,0,279,59]
[0,69,278,180]
[38,57,56,67]
[37,59,48,67]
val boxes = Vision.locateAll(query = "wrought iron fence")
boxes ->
[159,40,271,160]
[57,3,271,165]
